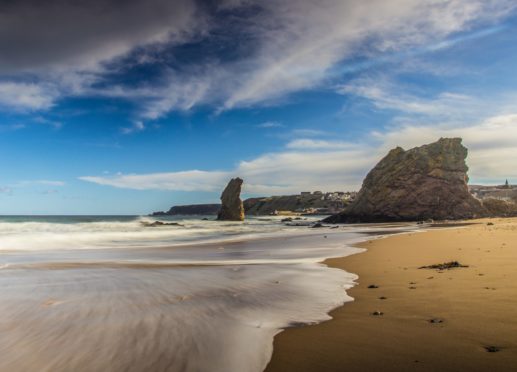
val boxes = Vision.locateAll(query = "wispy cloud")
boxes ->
[80,170,229,192]
[121,121,145,135]
[0,82,58,111]
[0,123,26,132]
[1,0,514,121]
[256,121,284,129]
[0,187,13,195]
[339,78,476,119]
[17,180,65,187]
[286,139,358,150]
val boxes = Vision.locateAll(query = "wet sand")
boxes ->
[266,218,517,371]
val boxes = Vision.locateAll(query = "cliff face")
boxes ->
[244,194,348,215]
[151,204,221,216]
[325,138,486,223]
[217,178,245,221]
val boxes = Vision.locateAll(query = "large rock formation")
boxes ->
[217,178,245,221]
[324,138,486,223]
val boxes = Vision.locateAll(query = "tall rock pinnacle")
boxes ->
[217,178,245,221]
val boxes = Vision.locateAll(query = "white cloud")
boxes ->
[2,0,512,120]
[290,129,329,137]
[121,121,145,135]
[80,170,230,192]
[220,0,515,110]
[17,180,66,187]
[257,121,284,129]
[0,187,13,195]
[0,123,26,132]
[286,139,358,150]
[0,82,57,111]
[339,78,475,118]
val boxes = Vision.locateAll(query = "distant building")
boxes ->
[504,179,510,189]
[300,191,311,196]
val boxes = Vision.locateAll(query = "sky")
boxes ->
[1,0,517,214]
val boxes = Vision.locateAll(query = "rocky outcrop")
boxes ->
[482,198,517,217]
[217,178,245,221]
[151,204,221,216]
[324,138,487,223]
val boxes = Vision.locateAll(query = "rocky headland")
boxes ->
[151,204,221,216]
[325,138,487,223]
[244,192,352,215]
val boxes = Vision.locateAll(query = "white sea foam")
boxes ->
[0,215,320,251]
[0,216,415,371]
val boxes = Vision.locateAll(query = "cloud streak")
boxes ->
[0,0,515,119]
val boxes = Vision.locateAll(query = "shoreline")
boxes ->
[266,217,517,371]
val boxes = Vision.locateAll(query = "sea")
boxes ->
[0,215,415,372]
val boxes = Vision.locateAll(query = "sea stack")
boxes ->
[325,138,486,223]
[217,177,245,221]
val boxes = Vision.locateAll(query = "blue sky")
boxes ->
[1,0,517,214]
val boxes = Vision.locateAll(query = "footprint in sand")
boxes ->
[42,299,64,307]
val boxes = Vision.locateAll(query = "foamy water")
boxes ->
[0,215,415,371]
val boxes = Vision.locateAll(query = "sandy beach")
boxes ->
[266,218,517,371]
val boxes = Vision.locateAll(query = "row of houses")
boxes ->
[300,191,357,201]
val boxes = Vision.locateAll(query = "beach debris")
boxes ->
[141,221,183,227]
[419,261,468,270]
[371,311,384,316]
[484,346,501,353]
[409,286,417,289]
[409,281,417,284]
[487,222,494,226]
[281,217,293,222]
[367,284,379,289]
[42,298,62,307]
[378,296,387,300]
[429,318,444,324]
[427,276,434,279]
